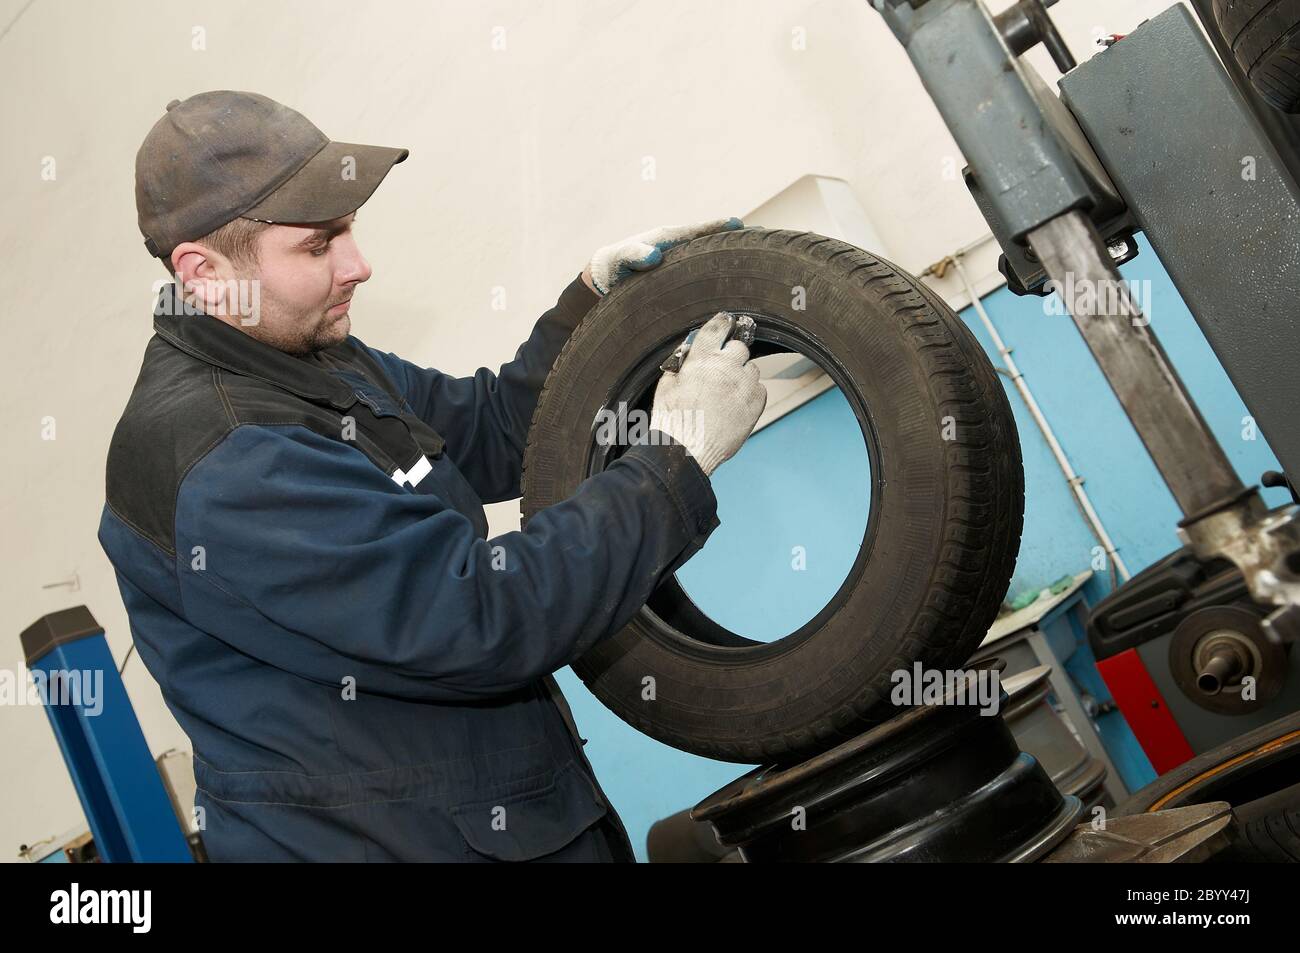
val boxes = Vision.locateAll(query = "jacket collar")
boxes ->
[151,282,357,409]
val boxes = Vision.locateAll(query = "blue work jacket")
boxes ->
[97,275,720,861]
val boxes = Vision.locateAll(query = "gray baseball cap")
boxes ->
[136,90,408,260]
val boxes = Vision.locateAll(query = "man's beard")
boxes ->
[245,300,349,356]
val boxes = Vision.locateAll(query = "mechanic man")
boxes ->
[99,91,767,862]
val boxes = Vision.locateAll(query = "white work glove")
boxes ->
[649,312,767,476]
[583,218,743,296]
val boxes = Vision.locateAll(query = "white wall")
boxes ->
[0,0,1175,858]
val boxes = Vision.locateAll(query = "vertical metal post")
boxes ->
[1028,211,1245,518]
[21,606,193,862]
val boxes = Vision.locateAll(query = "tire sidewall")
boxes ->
[523,231,1020,762]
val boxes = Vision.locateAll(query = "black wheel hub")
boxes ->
[690,661,1083,862]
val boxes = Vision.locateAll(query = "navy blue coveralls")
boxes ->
[98,275,720,861]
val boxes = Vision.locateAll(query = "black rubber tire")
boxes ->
[1114,711,1300,862]
[1214,0,1300,112]
[1214,780,1300,861]
[521,228,1024,765]
[1114,710,1300,816]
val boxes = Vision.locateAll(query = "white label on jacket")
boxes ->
[392,454,432,488]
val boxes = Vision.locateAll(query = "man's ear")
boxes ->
[170,242,229,314]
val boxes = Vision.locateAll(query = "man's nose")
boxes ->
[338,236,372,285]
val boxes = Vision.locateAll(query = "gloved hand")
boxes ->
[582,218,743,296]
[649,312,767,476]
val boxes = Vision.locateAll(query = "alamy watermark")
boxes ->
[152,274,262,326]
[50,883,150,933]
[1043,273,1153,325]
[1,668,104,716]
[593,401,705,448]
[890,663,1001,716]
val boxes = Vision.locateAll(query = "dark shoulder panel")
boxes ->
[105,335,236,555]
[107,332,428,557]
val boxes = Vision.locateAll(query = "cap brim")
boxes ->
[242,141,408,224]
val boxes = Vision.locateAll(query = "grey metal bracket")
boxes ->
[872,0,1107,244]
[1042,801,1234,863]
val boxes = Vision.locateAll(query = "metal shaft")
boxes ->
[1028,211,1245,517]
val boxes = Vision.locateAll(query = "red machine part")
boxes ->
[1097,647,1196,774]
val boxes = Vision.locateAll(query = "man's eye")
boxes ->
[310,243,330,257]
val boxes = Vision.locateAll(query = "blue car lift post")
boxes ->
[21,605,192,862]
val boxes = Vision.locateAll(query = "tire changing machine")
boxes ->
[688,1,1300,862]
